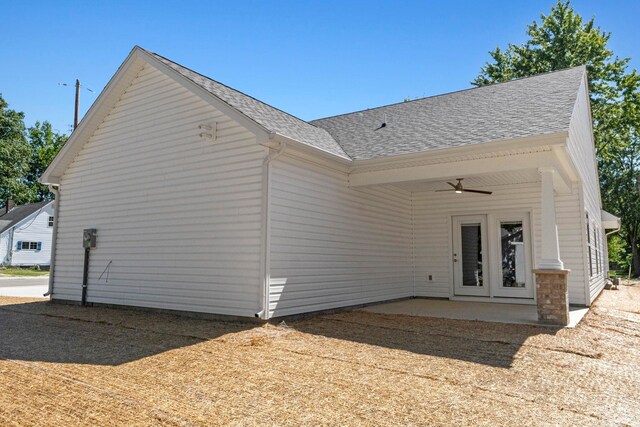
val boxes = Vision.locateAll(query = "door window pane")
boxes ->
[461,224,483,287]
[500,221,525,288]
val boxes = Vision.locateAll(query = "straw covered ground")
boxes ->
[1,284,639,426]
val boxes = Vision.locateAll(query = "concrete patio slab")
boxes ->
[360,298,588,328]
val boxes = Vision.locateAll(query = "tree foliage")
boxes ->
[27,121,68,201]
[0,95,32,207]
[0,95,67,210]
[474,0,640,276]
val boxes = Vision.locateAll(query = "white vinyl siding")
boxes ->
[586,214,604,278]
[567,75,606,304]
[0,233,9,265]
[9,204,55,267]
[268,154,413,317]
[414,182,587,305]
[52,64,265,317]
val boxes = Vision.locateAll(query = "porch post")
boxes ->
[535,167,570,326]
[538,167,564,270]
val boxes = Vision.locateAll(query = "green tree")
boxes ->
[474,0,640,276]
[0,94,33,209]
[27,121,68,201]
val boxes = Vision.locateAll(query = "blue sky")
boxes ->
[3,0,639,134]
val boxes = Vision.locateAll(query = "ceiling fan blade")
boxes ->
[435,189,455,192]
[462,189,493,195]
[446,182,457,189]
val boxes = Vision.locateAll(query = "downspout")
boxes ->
[44,185,60,297]
[255,140,287,319]
[605,225,621,237]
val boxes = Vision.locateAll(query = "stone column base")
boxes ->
[533,269,570,326]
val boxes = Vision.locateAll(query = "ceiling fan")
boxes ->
[435,178,492,195]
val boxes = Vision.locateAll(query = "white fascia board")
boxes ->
[40,47,147,185]
[40,46,274,185]
[349,150,572,189]
[601,210,621,230]
[580,71,604,208]
[350,131,569,171]
[265,133,352,168]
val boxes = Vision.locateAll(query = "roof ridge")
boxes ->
[142,48,328,133]
[311,65,587,123]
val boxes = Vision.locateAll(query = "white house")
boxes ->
[0,200,55,267]
[40,47,620,325]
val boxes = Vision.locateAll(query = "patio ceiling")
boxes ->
[347,136,578,195]
[393,169,541,192]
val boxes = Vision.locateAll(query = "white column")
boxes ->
[538,167,564,270]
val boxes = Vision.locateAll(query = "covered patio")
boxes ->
[348,133,581,325]
[360,298,589,328]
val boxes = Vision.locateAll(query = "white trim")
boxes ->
[538,167,564,270]
[445,207,537,302]
[40,46,273,185]
[258,142,287,319]
[41,49,147,184]
[351,131,568,169]
[264,134,351,170]
[452,214,490,297]
[411,193,416,297]
[45,188,60,297]
[349,150,571,188]
[577,181,592,306]
[578,71,604,209]
[491,212,534,299]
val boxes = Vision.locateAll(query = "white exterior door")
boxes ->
[453,215,490,297]
[491,213,534,298]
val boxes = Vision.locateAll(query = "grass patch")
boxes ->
[0,267,49,277]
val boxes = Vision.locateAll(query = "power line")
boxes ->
[58,80,95,129]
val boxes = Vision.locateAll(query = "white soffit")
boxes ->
[601,210,621,230]
[396,170,541,192]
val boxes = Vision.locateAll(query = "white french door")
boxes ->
[452,212,534,300]
[491,213,534,298]
[452,215,490,297]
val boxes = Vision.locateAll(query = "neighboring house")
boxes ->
[40,46,620,325]
[0,201,55,267]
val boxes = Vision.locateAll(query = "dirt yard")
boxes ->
[1,285,639,426]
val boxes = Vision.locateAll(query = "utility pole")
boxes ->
[74,79,80,130]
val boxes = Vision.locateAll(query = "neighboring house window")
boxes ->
[17,241,41,251]
[48,216,54,227]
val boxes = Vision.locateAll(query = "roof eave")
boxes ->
[40,47,148,185]
[266,133,353,165]
[351,131,569,168]
[40,46,275,186]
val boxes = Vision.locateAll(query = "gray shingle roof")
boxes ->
[311,66,586,160]
[144,47,585,162]
[146,49,349,159]
[0,201,52,234]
